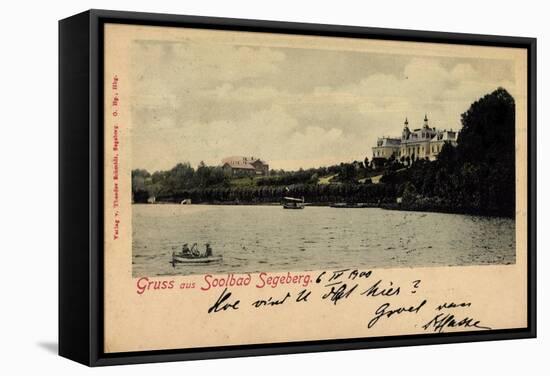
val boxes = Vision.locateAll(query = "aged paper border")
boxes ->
[103,23,528,353]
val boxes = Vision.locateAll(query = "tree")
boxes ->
[168,162,195,191]
[401,181,418,205]
[458,87,515,165]
[457,87,515,216]
[131,169,151,201]
[339,163,357,182]
[310,173,319,184]
[436,142,457,169]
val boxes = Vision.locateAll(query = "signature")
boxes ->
[422,312,491,333]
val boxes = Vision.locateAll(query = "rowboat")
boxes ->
[283,196,305,209]
[171,254,223,265]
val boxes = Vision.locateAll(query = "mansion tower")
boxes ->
[371,115,458,167]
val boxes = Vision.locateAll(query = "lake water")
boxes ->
[132,204,515,277]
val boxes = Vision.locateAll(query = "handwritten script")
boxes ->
[205,269,491,333]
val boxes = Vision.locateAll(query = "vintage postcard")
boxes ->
[103,23,528,353]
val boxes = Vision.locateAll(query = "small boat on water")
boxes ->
[283,196,305,209]
[171,243,222,266]
[171,253,223,265]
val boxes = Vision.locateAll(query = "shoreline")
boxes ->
[132,201,514,218]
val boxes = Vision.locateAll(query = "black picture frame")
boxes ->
[59,9,537,366]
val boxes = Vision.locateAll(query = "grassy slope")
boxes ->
[226,170,387,187]
[318,174,337,185]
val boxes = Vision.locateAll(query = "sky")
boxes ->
[130,36,515,172]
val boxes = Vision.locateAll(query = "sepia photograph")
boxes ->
[129,29,517,277]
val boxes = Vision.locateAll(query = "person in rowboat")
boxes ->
[205,243,213,257]
[181,243,191,256]
[190,243,200,257]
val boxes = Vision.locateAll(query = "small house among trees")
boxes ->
[221,156,269,176]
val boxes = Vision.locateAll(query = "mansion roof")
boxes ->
[375,115,458,148]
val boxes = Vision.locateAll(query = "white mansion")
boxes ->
[371,115,458,167]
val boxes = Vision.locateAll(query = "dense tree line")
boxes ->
[256,169,319,186]
[155,182,394,205]
[133,166,388,204]
[132,162,229,200]
[133,161,375,201]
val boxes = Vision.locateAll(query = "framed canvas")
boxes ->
[59,9,536,366]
